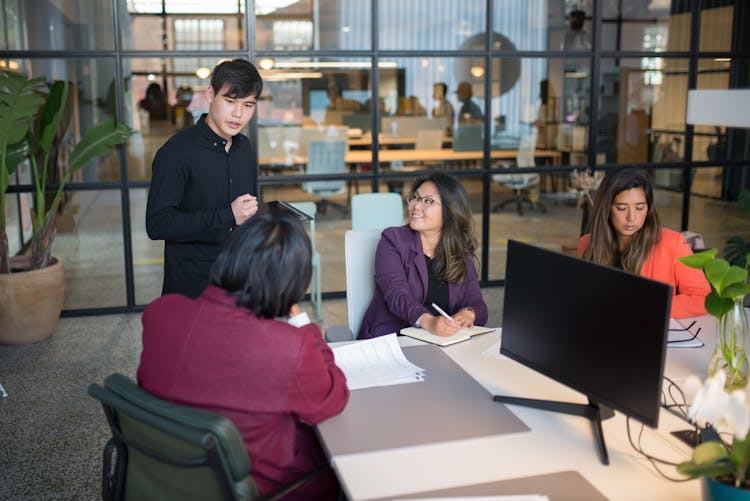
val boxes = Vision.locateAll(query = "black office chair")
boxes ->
[89,373,326,501]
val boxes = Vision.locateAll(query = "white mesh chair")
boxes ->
[351,192,404,230]
[288,201,322,322]
[302,140,348,214]
[492,132,547,216]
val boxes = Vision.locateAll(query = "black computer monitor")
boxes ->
[495,240,672,465]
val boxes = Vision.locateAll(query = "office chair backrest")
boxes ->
[452,124,483,151]
[415,129,444,150]
[516,131,537,168]
[89,373,257,501]
[303,140,347,195]
[351,193,404,230]
[345,229,382,336]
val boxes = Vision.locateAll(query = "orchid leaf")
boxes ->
[694,441,731,465]
[679,249,718,269]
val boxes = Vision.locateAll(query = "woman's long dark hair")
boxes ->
[582,168,661,273]
[209,210,311,318]
[410,173,477,283]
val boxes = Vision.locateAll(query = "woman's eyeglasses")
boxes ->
[407,192,441,208]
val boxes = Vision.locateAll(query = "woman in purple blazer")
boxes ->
[358,173,488,339]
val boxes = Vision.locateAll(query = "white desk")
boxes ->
[319,315,719,500]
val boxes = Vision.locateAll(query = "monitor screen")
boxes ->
[500,240,672,427]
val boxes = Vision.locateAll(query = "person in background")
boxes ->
[432,82,455,137]
[138,210,349,500]
[455,80,484,124]
[578,168,709,318]
[359,172,488,339]
[146,58,262,298]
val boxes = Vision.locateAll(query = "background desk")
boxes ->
[319,316,718,500]
[260,148,562,168]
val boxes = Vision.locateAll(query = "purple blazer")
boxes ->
[358,226,488,339]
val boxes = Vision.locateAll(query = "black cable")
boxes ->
[625,416,694,482]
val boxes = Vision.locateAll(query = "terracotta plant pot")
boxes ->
[0,256,65,345]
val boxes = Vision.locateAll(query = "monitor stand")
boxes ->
[493,395,615,465]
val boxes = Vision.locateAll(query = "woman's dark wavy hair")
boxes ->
[210,58,263,99]
[209,210,311,318]
[410,173,477,283]
[583,167,661,273]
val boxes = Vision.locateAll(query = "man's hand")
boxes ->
[231,194,258,225]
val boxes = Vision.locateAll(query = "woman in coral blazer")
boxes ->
[578,168,709,318]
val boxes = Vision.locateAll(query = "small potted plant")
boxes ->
[0,69,131,344]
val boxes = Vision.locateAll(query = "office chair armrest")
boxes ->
[324,325,354,343]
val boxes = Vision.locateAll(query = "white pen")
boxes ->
[431,303,455,323]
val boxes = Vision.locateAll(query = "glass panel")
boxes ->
[492,0,549,52]
[9,58,122,184]
[3,0,114,51]
[600,2,687,52]
[122,1,245,51]
[57,190,126,309]
[379,0,485,51]
[700,4,734,52]
[257,57,372,177]
[595,57,689,167]
[256,0,371,50]
[131,188,163,305]
[687,166,750,251]
[124,56,229,181]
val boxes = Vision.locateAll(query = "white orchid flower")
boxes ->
[688,372,750,440]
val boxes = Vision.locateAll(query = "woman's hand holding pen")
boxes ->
[452,308,475,328]
[421,314,461,337]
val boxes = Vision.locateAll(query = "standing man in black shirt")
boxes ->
[146,59,263,298]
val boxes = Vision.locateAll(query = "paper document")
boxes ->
[332,333,425,390]
[667,318,704,348]
[401,325,495,347]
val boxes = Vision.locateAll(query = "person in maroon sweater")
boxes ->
[137,209,349,499]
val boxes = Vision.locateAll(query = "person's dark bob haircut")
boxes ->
[210,58,263,100]
[209,210,311,318]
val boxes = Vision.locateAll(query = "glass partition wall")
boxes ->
[1,0,748,315]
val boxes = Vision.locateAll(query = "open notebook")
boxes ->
[400,326,495,347]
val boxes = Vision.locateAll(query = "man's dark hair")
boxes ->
[209,210,311,318]
[210,58,263,99]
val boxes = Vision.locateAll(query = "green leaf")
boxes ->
[679,249,718,269]
[4,139,30,176]
[706,259,731,292]
[723,283,750,300]
[716,266,749,296]
[706,291,735,318]
[68,119,131,171]
[38,80,68,155]
[739,190,750,214]
[724,237,750,268]
[694,441,731,464]
[0,70,46,147]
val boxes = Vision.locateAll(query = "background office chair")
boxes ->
[351,192,404,230]
[302,140,348,215]
[324,229,381,342]
[491,132,547,216]
[89,373,325,501]
[288,201,322,322]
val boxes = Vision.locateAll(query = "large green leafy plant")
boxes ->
[0,69,131,273]
[679,249,750,318]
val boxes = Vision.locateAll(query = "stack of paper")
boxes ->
[332,333,425,390]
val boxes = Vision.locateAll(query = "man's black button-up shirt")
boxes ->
[146,114,256,298]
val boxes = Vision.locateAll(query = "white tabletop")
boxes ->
[321,315,721,500]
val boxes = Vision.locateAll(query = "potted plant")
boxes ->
[678,371,750,498]
[0,69,131,344]
[678,249,750,390]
